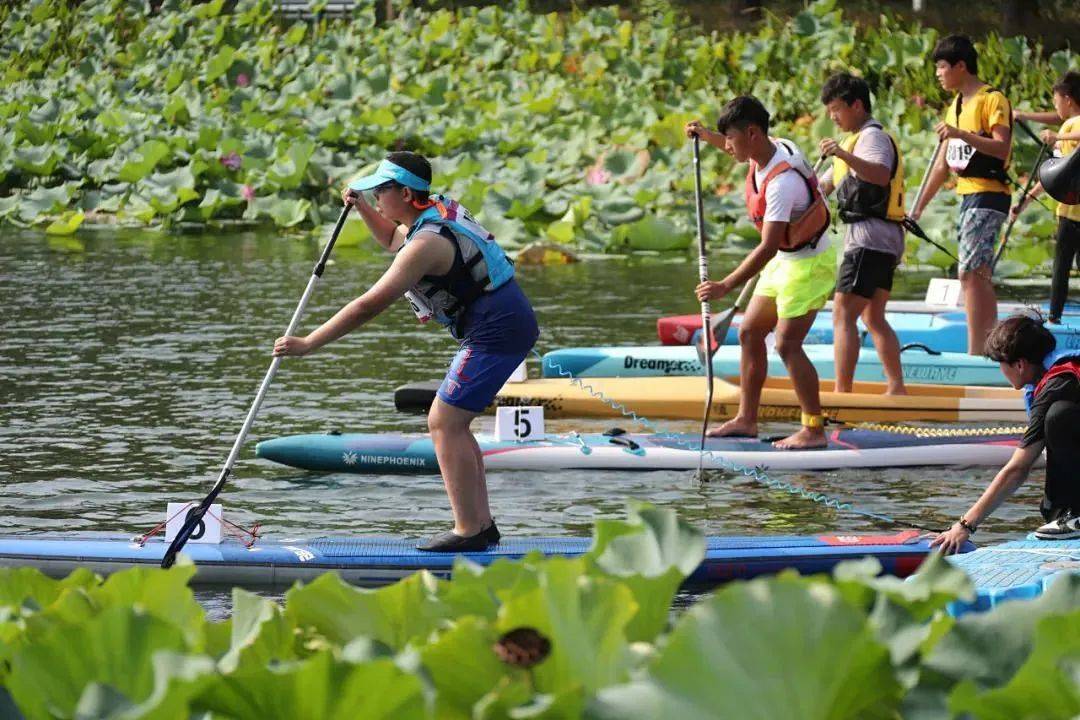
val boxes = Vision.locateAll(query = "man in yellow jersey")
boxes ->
[1013,71,1080,324]
[910,35,1013,355]
[686,96,835,449]
[817,72,907,395]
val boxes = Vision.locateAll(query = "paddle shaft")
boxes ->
[161,205,352,568]
[908,138,943,219]
[692,136,715,468]
[711,154,826,341]
[902,140,979,267]
[992,140,1050,271]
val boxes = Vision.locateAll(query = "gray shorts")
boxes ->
[957,207,1006,273]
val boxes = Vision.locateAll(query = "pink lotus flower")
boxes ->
[219,151,242,171]
[586,165,612,185]
[241,184,255,201]
[235,73,250,88]
[912,94,926,109]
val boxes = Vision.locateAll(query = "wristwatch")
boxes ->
[958,516,977,534]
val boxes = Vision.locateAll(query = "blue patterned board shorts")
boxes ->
[957,207,1006,273]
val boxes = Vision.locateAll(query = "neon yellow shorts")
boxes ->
[755,243,837,319]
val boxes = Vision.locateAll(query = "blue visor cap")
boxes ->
[347,159,431,193]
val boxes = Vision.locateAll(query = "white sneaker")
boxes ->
[1034,514,1080,540]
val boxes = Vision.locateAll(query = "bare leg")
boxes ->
[707,294,777,437]
[427,397,491,536]
[772,311,828,450]
[832,290,869,393]
[961,268,997,355]
[861,288,906,395]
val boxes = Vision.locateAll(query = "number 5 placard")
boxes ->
[494,406,546,442]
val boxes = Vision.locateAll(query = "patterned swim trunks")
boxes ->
[957,207,1006,273]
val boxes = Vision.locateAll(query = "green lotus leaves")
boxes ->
[496,558,637,695]
[197,652,427,720]
[44,211,85,236]
[585,505,705,641]
[12,144,63,176]
[947,610,1080,720]
[2,508,1080,719]
[609,215,691,252]
[4,607,191,719]
[116,141,170,184]
[590,574,902,720]
[283,569,448,651]
[0,0,1071,262]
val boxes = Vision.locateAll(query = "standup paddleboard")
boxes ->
[542,343,1005,386]
[394,376,1026,423]
[658,310,1080,351]
[256,426,1028,473]
[0,531,954,588]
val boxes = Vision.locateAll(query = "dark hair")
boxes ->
[716,96,770,135]
[932,35,978,76]
[984,314,1055,364]
[820,72,872,114]
[385,151,431,201]
[1052,71,1080,106]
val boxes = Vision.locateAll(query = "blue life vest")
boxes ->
[403,195,515,336]
[1023,348,1080,417]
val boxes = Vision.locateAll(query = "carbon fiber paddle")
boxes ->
[161,205,351,569]
[696,155,828,368]
[992,124,1051,272]
[691,135,714,477]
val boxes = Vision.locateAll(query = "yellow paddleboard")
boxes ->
[491,376,1025,423]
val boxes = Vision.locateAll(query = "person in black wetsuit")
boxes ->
[933,315,1080,554]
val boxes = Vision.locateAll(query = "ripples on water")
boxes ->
[0,228,1046,613]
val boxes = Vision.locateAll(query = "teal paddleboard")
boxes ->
[542,343,1006,385]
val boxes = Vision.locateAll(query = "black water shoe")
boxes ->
[417,527,491,552]
[484,521,501,545]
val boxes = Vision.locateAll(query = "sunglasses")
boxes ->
[372,182,402,198]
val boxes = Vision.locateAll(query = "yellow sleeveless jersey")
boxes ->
[943,85,1012,195]
[1056,115,1080,221]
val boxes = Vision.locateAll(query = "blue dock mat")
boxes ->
[947,537,1080,616]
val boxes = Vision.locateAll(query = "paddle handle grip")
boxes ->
[692,136,709,283]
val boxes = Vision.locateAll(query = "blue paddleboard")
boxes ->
[0,531,954,588]
[542,343,1005,385]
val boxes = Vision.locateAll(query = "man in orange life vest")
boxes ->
[686,96,835,449]
[933,315,1080,554]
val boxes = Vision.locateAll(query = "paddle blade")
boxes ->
[694,309,729,366]
[160,508,207,569]
[901,217,930,241]
[160,473,228,568]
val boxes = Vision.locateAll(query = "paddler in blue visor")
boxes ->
[274,151,539,551]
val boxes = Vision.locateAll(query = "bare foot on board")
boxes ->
[705,417,758,438]
[772,426,828,450]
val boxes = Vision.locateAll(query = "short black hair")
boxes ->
[820,72,872,114]
[716,96,770,135]
[984,314,1055,364]
[384,151,431,201]
[1052,71,1080,106]
[932,35,978,76]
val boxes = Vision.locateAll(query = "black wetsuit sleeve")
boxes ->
[1022,375,1080,447]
